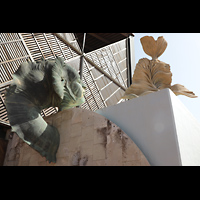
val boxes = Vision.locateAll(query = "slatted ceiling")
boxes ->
[87,66,107,109]
[118,57,127,70]
[20,33,79,62]
[58,41,71,58]
[0,67,8,83]
[82,39,128,108]
[113,49,126,64]
[1,43,29,61]
[81,60,106,110]
[0,85,10,125]
[22,34,42,61]
[100,80,113,92]
[121,67,127,78]
[85,41,127,90]
[82,59,107,110]
[101,82,116,99]
[103,83,124,104]
[42,107,58,117]
[0,33,58,126]
[33,33,53,59]
[115,88,124,100]
[0,33,31,84]
[0,33,128,126]
[0,57,29,83]
[87,98,96,108]
[55,35,79,59]
[46,34,63,58]
[0,33,33,126]
[90,67,101,79]
[111,41,126,55]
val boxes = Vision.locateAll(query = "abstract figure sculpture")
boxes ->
[5,56,86,163]
[121,36,197,99]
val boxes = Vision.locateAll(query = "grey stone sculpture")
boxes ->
[5,56,86,163]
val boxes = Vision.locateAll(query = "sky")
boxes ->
[133,33,200,124]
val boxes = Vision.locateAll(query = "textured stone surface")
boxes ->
[4,108,150,166]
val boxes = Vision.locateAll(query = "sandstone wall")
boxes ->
[4,108,150,166]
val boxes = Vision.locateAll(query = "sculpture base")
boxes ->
[96,88,200,166]
[3,108,150,166]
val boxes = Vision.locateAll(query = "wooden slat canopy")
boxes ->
[0,33,132,127]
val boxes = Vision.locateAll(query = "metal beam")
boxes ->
[83,55,126,91]
[53,33,126,91]
[53,33,83,55]
[79,33,86,80]
[126,35,135,87]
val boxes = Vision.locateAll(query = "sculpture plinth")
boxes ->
[3,108,150,166]
[97,88,200,166]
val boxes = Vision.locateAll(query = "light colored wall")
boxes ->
[4,108,149,166]
[170,90,200,166]
[96,88,200,166]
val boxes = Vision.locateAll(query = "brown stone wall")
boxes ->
[4,108,150,166]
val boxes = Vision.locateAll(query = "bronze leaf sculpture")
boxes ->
[121,36,197,99]
[5,56,86,163]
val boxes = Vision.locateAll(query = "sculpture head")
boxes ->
[51,56,86,110]
[11,56,86,110]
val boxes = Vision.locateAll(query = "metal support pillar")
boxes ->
[79,33,86,80]
[126,35,135,87]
